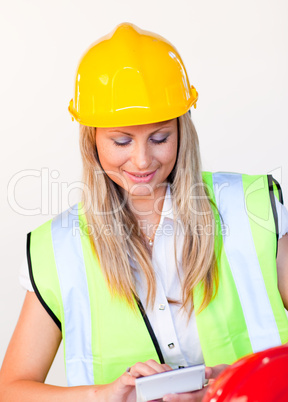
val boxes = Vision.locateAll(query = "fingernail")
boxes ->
[163,396,172,401]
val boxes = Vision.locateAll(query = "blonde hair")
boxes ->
[79,112,218,314]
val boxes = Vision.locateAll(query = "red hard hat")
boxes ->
[203,345,288,402]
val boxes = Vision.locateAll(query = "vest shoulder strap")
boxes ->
[28,219,62,329]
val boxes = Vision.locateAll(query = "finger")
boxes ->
[205,366,213,379]
[130,360,171,377]
[129,362,159,377]
[162,363,173,371]
[144,359,172,373]
[205,364,228,380]
[119,371,136,386]
[110,371,136,396]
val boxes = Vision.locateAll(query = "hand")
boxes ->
[162,364,228,402]
[95,359,172,402]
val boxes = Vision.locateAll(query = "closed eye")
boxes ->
[113,136,168,147]
[150,137,168,144]
[113,140,132,147]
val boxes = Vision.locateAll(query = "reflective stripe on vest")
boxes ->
[52,204,94,386]
[213,173,280,350]
[28,172,288,385]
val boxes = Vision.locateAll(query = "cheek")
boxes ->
[160,141,178,166]
[97,142,127,170]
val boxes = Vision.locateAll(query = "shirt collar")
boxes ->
[128,184,176,266]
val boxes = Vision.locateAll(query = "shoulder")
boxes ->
[27,203,86,328]
[28,202,87,282]
[202,172,281,236]
[201,171,273,202]
[30,203,84,242]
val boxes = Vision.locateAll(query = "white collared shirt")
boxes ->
[19,185,288,368]
[131,185,204,368]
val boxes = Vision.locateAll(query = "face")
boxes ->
[95,119,178,199]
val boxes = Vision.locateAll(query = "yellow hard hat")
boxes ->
[68,23,198,127]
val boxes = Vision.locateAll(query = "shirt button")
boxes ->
[159,304,166,310]
[168,343,175,349]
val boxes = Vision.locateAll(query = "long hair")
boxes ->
[79,112,218,314]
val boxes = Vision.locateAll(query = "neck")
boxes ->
[126,184,168,241]
[127,185,167,220]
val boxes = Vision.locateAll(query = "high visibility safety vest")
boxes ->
[27,172,288,386]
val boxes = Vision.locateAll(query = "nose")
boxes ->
[131,142,152,170]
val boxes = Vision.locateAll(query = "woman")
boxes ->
[0,23,288,402]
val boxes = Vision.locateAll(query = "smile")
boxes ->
[123,170,157,183]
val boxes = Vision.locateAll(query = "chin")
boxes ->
[128,186,155,197]
[129,190,154,197]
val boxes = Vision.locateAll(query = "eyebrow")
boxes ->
[108,124,173,137]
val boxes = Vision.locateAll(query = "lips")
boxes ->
[126,171,155,177]
[123,170,157,183]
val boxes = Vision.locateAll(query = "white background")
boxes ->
[1,0,287,386]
